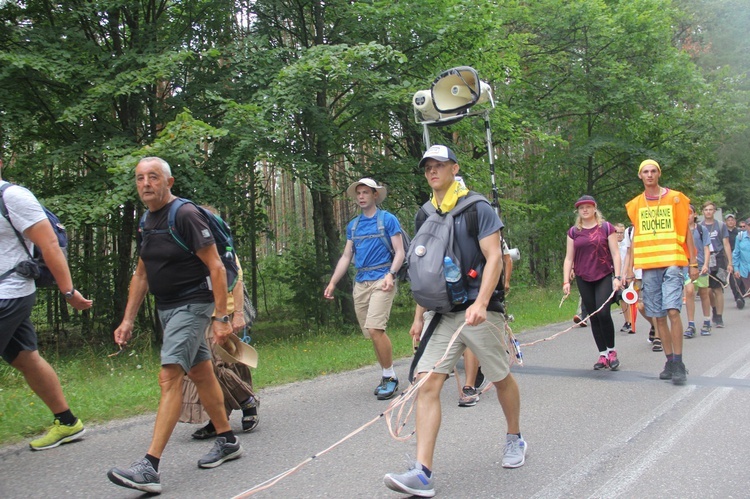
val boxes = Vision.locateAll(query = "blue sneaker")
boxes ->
[374,377,387,395]
[700,321,712,336]
[376,376,399,400]
[384,458,435,497]
[684,325,696,339]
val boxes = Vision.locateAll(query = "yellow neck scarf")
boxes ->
[431,180,470,213]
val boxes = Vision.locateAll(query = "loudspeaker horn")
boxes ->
[412,89,440,122]
[431,66,493,114]
[413,89,466,124]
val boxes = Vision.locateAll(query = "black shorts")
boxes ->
[709,268,727,289]
[0,293,38,364]
[709,253,728,289]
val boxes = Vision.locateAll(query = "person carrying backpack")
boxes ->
[0,160,93,451]
[384,146,525,498]
[684,204,711,338]
[181,207,259,440]
[700,201,734,329]
[732,218,750,294]
[108,157,242,494]
[324,178,405,401]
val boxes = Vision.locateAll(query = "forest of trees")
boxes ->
[1,0,748,345]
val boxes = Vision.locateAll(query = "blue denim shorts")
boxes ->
[641,266,685,318]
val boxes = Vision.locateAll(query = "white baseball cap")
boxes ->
[418,145,458,169]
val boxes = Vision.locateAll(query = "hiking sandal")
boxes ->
[241,414,259,432]
[651,338,663,352]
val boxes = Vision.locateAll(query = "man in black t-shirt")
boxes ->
[107,157,242,494]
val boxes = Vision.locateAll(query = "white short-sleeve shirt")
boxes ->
[0,181,47,298]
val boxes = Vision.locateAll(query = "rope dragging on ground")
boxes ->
[722,271,750,298]
[454,313,523,396]
[231,323,470,498]
[233,288,618,497]
[520,289,617,349]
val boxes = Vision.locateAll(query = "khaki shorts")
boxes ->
[416,310,510,383]
[353,279,397,338]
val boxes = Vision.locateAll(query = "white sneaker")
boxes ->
[502,435,527,468]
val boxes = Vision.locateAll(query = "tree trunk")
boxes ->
[113,201,136,331]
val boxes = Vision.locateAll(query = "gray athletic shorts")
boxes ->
[416,310,510,383]
[0,293,37,364]
[158,302,214,374]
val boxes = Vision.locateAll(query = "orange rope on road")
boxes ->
[234,290,620,497]
[232,323,469,498]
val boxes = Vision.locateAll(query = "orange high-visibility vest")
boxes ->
[626,189,690,270]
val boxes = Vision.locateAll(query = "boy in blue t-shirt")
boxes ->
[324,178,405,400]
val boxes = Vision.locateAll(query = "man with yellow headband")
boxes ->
[384,145,524,498]
[624,159,698,385]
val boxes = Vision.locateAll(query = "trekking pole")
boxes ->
[483,110,500,217]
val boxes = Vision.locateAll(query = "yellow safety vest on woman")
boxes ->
[626,189,690,270]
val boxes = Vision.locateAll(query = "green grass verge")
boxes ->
[0,285,578,446]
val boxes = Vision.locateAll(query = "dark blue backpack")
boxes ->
[138,198,240,293]
[0,182,68,287]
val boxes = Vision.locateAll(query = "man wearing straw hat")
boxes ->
[624,159,698,386]
[107,157,242,494]
[324,178,405,400]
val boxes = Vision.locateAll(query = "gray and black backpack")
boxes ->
[408,193,490,313]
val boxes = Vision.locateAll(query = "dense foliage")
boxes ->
[0,0,746,344]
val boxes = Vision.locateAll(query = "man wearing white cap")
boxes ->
[384,145,525,498]
[324,178,405,400]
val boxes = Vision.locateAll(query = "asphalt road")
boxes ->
[2,293,750,498]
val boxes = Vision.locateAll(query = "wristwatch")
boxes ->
[63,289,76,300]
[213,315,230,323]
[388,270,398,278]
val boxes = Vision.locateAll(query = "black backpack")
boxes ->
[0,182,68,287]
[414,191,507,306]
[138,198,240,293]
